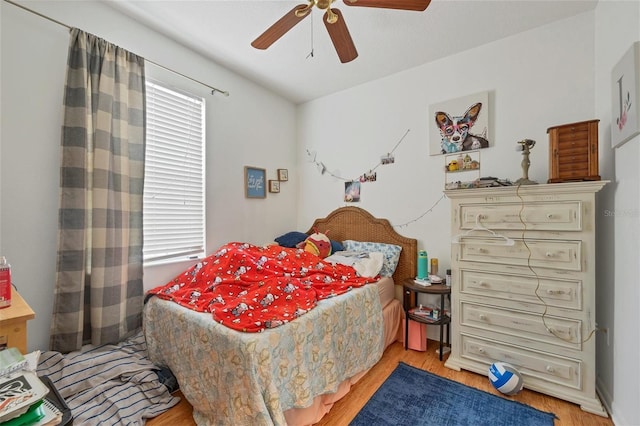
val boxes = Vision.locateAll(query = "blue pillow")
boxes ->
[330,240,344,254]
[342,240,402,277]
[275,231,307,248]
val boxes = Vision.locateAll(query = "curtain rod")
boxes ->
[3,0,230,97]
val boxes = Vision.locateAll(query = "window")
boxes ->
[143,80,205,264]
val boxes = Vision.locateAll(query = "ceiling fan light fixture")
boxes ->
[294,2,313,18]
[325,8,338,24]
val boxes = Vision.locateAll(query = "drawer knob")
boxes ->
[546,213,554,219]
[546,252,554,257]
[479,281,488,287]
[478,348,485,354]
[546,365,555,373]
[546,289,556,294]
[479,248,488,254]
[479,314,487,321]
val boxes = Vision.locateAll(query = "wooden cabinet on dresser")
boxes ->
[444,181,608,417]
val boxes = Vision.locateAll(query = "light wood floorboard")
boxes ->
[147,340,613,426]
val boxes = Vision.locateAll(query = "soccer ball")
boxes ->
[489,362,524,395]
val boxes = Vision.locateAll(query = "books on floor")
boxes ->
[0,348,28,378]
[39,375,72,426]
[0,360,66,425]
[0,370,49,423]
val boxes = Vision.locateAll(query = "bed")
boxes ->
[143,206,417,425]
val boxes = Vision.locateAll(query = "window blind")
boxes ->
[143,80,205,263]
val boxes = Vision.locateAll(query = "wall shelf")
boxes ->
[444,151,480,189]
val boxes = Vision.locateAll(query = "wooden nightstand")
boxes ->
[0,289,35,354]
[403,278,451,361]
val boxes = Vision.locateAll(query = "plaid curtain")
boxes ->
[51,28,146,353]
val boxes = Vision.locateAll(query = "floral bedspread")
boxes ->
[143,283,384,425]
[147,242,378,332]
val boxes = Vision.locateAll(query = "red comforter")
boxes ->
[147,242,379,332]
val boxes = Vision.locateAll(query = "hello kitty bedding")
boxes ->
[146,242,379,333]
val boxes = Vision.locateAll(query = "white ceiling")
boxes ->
[105,0,598,104]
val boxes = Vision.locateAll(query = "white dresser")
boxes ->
[444,181,607,416]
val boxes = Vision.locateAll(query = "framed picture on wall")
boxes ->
[611,41,640,149]
[269,180,280,193]
[428,91,492,156]
[277,169,288,181]
[245,166,266,198]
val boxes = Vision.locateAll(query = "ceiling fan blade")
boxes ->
[342,0,431,12]
[323,9,358,63]
[251,4,311,50]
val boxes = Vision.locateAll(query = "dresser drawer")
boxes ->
[460,302,582,349]
[458,238,582,271]
[460,269,582,310]
[555,122,591,141]
[459,202,582,232]
[461,334,582,390]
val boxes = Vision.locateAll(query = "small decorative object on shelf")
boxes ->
[444,151,480,189]
[514,139,538,185]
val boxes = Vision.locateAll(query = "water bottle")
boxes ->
[417,250,428,279]
[0,256,12,308]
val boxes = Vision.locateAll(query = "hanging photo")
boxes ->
[344,181,361,202]
[359,171,377,182]
[380,153,395,165]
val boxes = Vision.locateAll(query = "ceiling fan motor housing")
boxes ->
[315,0,333,10]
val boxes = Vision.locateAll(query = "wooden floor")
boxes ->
[147,340,613,426]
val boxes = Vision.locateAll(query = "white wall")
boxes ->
[594,2,640,425]
[0,1,298,352]
[297,12,595,279]
[297,7,638,424]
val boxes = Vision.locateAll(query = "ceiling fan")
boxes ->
[251,0,432,64]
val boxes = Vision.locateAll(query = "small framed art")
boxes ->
[611,41,640,149]
[277,169,288,181]
[269,180,280,193]
[245,166,266,198]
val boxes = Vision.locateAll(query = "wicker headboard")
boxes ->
[307,206,417,285]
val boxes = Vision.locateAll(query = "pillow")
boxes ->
[303,231,332,258]
[342,240,402,277]
[275,231,344,254]
[330,239,344,253]
[274,231,307,248]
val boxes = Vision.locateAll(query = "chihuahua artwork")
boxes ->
[435,102,490,154]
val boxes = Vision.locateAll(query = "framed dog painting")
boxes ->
[429,91,492,156]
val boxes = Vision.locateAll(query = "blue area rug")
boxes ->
[350,362,556,426]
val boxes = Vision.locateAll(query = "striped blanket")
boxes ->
[36,330,179,425]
